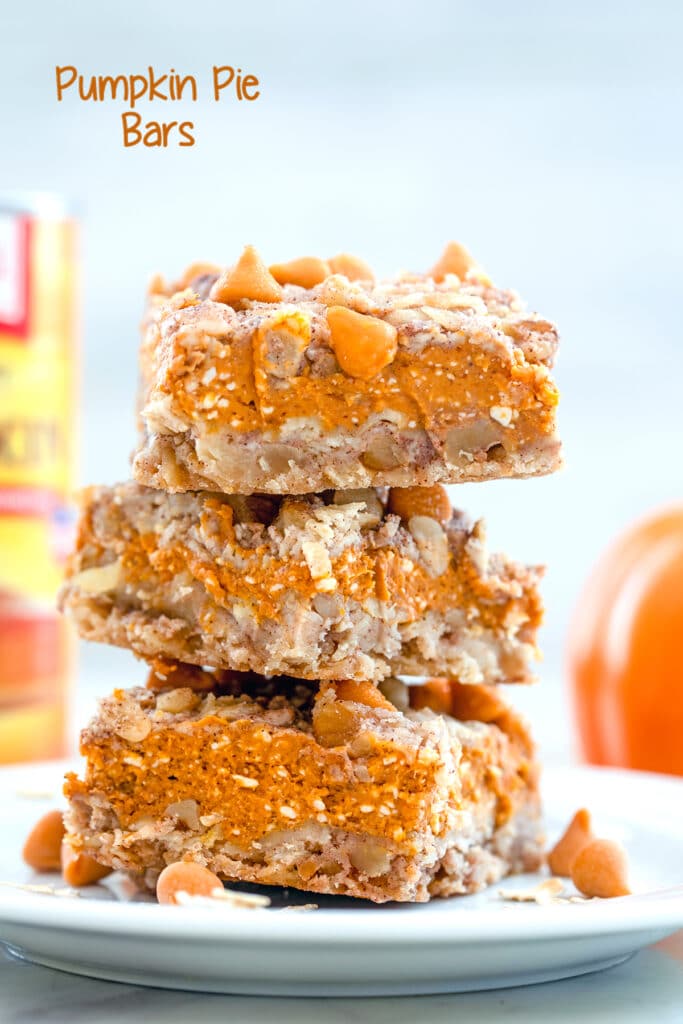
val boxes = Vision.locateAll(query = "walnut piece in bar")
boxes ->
[133,244,561,495]
[63,673,543,903]
[58,483,543,684]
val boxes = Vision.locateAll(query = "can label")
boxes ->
[0,210,76,598]
[0,213,31,339]
[0,202,77,762]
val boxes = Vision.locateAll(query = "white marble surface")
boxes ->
[2,935,681,1023]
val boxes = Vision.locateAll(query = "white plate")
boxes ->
[0,760,681,996]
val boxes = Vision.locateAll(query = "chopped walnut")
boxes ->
[408,515,450,576]
[156,688,200,714]
[71,560,122,595]
[113,699,152,743]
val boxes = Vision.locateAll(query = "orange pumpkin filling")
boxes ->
[163,339,558,445]
[64,679,533,851]
[76,498,542,639]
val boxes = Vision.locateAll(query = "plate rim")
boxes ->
[1,760,682,945]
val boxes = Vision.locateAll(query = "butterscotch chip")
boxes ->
[63,672,543,903]
[329,679,394,710]
[177,262,222,290]
[148,264,221,299]
[447,681,508,724]
[328,253,375,282]
[146,660,215,693]
[210,245,283,305]
[22,810,65,871]
[388,485,452,525]
[61,841,112,887]
[430,240,478,282]
[410,679,508,724]
[570,838,631,898]
[147,272,167,296]
[156,861,223,905]
[548,808,594,877]
[269,257,331,289]
[326,306,398,380]
[409,678,452,715]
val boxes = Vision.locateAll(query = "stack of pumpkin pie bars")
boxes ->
[59,242,561,903]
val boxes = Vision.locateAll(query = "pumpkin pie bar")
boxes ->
[133,243,561,496]
[63,670,543,903]
[58,482,543,684]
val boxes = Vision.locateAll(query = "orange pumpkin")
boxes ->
[567,505,683,776]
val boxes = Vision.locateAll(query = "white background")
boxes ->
[1,0,682,761]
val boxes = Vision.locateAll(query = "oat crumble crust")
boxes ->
[133,258,561,494]
[63,673,543,903]
[58,483,543,684]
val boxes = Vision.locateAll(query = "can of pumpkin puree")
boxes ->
[0,194,78,763]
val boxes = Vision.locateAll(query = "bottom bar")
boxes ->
[64,669,543,903]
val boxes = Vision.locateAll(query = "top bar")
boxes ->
[133,243,561,495]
